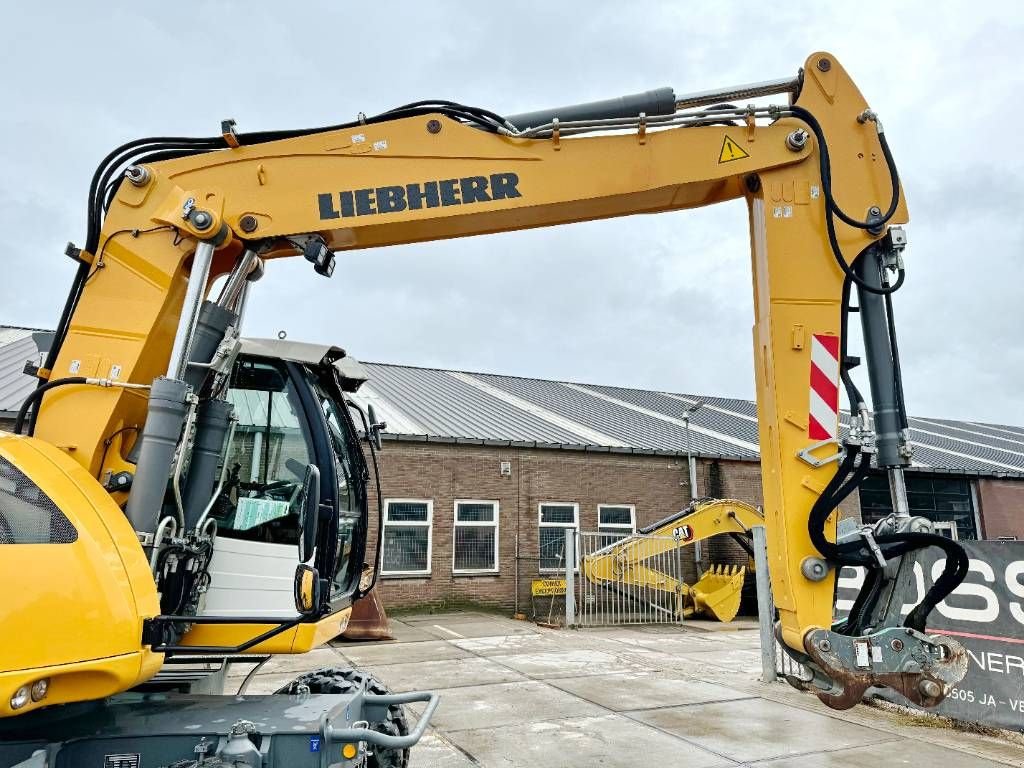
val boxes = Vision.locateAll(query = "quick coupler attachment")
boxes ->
[788,626,967,711]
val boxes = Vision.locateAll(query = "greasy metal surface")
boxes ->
[804,629,968,711]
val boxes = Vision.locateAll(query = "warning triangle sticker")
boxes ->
[718,135,750,163]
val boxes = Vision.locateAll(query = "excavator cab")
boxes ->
[194,339,371,626]
[0,339,442,765]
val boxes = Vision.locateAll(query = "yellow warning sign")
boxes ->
[531,579,566,597]
[718,135,750,163]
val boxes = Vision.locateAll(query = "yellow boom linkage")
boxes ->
[584,499,761,622]
[0,52,972,725]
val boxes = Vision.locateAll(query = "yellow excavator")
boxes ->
[0,52,971,764]
[583,498,763,623]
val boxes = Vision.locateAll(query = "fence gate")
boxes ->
[573,530,690,627]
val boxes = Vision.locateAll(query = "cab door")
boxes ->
[200,357,327,617]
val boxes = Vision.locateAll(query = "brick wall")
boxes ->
[362,441,862,614]
[977,478,1024,539]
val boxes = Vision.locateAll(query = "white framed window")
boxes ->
[452,500,499,574]
[598,504,636,547]
[538,502,579,572]
[381,499,432,576]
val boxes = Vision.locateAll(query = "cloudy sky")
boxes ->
[2,2,1022,424]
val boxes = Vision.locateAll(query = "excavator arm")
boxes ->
[583,498,763,622]
[6,51,969,715]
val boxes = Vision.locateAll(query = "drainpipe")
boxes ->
[683,401,705,577]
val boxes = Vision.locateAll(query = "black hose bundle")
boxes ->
[787,105,905,297]
[39,100,515,378]
[155,536,215,640]
[806,264,969,635]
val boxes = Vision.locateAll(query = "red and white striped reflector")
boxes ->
[809,334,840,441]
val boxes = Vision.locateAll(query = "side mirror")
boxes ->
[297,464,320,563]
[367,403,386,452]
[293,563,321,616]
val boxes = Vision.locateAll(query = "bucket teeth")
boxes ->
[688,563,747,622]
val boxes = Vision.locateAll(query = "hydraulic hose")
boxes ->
[807,261,968,635]
[13,377,87,435]
[788,105,904,297]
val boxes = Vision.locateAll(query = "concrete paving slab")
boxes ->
[401,611,493,624]
[404,731,480,767]
[447,713,733,768]
[386,619,441,642]
[703,629,764,646]
[746,738,1010,767]
[679,647,763,673]
[548,670,753,711]
[452,632,575,657]
[684,619,760,633]
[363,656,526,692]
[411,680,605,732]
[628,698,896,764]
[337,639,471,666]
[418,619,537,640]
[603,633,723,654]
[490,648,650,679]
[598,647,699,674]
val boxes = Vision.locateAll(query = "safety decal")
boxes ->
[808,334,840,441]
[718,135,750,163]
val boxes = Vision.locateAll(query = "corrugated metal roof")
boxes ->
[2,325,1022,477]
[353,362,1024,477]
[0,328,49,417]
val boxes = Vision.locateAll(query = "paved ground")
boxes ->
[232,612,1024,767]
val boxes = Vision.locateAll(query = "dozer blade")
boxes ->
[688,564,746,622]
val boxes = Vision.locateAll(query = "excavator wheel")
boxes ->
[276,667,409,768]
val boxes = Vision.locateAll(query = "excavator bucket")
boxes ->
[686,564,746,622]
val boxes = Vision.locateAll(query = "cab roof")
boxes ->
[239,337,369,392]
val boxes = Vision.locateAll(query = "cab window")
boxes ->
[212,359,313,545]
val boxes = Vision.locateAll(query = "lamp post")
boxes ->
[682,400,704,576]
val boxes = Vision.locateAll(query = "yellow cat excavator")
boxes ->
[1,52,970,765]
[583,499,762,623]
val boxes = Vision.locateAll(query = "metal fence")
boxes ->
[572,530,690,628]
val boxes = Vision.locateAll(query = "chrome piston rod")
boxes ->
[166,240,216,379]
[674,75,801,110]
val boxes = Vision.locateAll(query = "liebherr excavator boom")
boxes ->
[0,51,969,764]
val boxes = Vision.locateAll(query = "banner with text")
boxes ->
[836,540,1024,731]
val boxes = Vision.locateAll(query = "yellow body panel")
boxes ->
[0,432,162,715]
[180,607,353,654]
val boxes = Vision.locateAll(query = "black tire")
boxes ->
[276,667,409,768]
